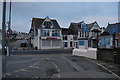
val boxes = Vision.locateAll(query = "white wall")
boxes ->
[33,36,38,48]
[73,48,97,59]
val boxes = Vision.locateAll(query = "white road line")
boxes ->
[51,61,61,78]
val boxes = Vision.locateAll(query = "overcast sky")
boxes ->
[0,2,118,33]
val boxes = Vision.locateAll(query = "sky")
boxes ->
[0,2,118,33]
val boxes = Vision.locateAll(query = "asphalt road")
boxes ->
[4,50,119,79]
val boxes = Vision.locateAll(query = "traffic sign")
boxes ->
[7,29,12,35]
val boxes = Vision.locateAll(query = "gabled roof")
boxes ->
[31,17,61,29]
[100,31,110,36]
[91,29,101,32]
[105,22,120,34]
[69,21,100,32]
[69,21,84,31]
[61,28,78,35]
[87,21,100,31]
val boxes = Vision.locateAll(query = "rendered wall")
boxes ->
[73,48,97,59]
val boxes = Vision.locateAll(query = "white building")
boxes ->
[29,16,63,49]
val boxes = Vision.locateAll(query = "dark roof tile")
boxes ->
[32,17,61,29]
[61,28,77,35]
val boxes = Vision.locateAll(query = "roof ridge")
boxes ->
[33,17,56,21]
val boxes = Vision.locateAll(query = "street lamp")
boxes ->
[2,0,7,78]
[112,28,117,64]
[6,0,12,56]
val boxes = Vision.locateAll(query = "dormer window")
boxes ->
[43,21,52,29]
[42,16,53,29]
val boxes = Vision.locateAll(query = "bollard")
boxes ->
[113,52,117,64]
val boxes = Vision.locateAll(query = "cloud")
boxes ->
[0,2,118,32]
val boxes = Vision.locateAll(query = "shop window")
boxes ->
[64,42,68,47]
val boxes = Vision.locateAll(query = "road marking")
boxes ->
[6,61,41,75]
[86,58,120,79]
[31,66,42,69]
[51,61,61,78]
[6,73,11,75]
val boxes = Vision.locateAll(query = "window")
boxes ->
[41,30,50,36]
[80,31,81,37]
[52,30,60,37]
[63,35,67,40]
[43,21,53,29]
[76,42,78,48]
[85,32,87,37]
[70,42,73,47]
[82,31,84,37]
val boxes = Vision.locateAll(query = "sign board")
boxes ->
[79,40,84,46]
[82,24,87,32]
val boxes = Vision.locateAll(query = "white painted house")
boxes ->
[29,16,63,49]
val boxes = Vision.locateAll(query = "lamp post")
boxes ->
[2,0,7,78]
[96,30,100,49]
[7,0,12,56]
[113,32,116,49]
[112,30,117,64]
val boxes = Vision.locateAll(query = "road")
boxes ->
[3,49,120,79]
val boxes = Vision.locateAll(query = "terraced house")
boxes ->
[62,28,78,48]
[69,21,102,48]
[29,16,62,49]
[29,17,104,49]
[99,23,120,48]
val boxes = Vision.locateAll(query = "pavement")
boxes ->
[88,57,120,77]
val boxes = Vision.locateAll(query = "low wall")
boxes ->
[73,48,97,59]
[97,48,120,64]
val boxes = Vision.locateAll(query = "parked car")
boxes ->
[20,40,27,47]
